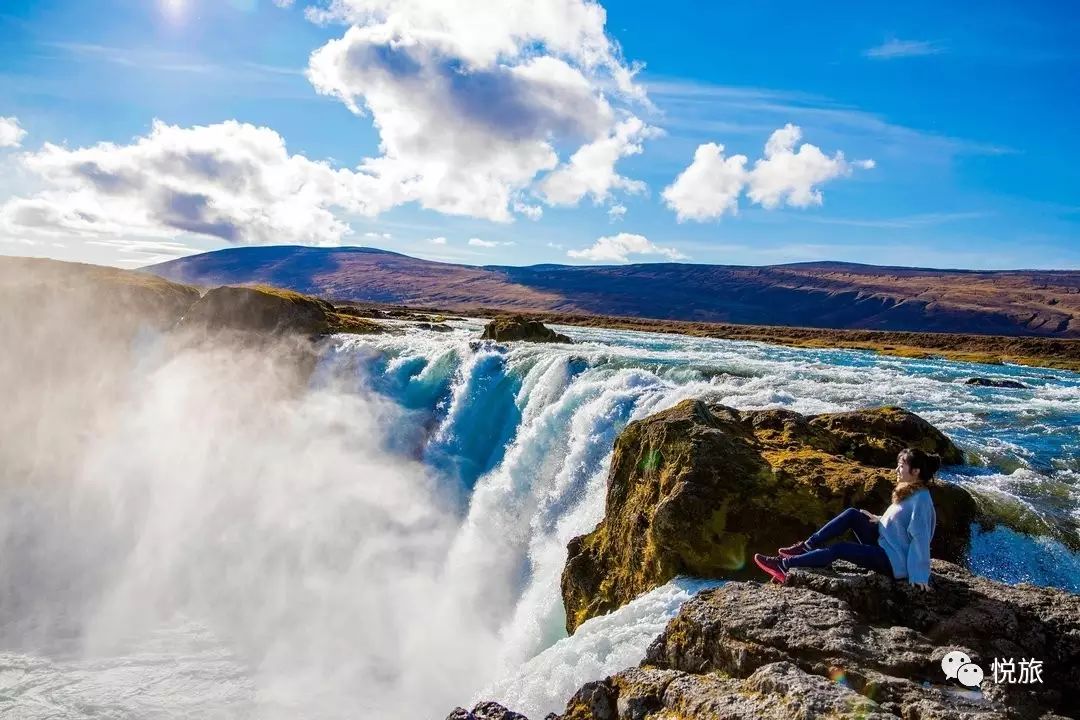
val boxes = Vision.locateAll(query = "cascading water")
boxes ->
[2,319,1078,719]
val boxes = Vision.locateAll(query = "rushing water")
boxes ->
[2,319,1078,719]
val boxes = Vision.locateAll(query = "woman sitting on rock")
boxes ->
[753,448,938,591]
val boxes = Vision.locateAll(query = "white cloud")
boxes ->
[364,231,393,240]
[427,236,447,244]
[567,232,687,263]
[607,203,626,221]
[513,200,543,221]
[468,237,516,248]
[536,117,657,206]
[0,120,374,245]
[747,124,871,209]
[865,39,943,59]
[662,143,748,221]
[0,116,27,148]
[272,0,295,7]
[304,0,652,221]
[663,125,873,221]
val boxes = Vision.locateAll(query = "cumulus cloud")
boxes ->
[304,0,652,221]
[662,124,872,222]
[536,117,656,206]
[0,116,27,148]
[567,232,687,263]
[427,236,447,244]
[607,203,626,221]
[0,120,390,245]
[747,124,873,209]
[662,143,748,221]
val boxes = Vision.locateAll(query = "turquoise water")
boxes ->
[2,318,1076,719]
[334,319,1080,570]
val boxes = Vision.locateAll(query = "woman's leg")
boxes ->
[782,541,892,575]
[806,507,879,548]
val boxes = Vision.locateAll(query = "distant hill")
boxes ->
[148,246,1080,337]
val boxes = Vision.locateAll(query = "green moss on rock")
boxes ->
[179,285,384,336]
[560,400,976,633]
[480,315,572,343]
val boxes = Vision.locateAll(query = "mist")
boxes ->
[0,271,518,718]
[5,263,1078,720]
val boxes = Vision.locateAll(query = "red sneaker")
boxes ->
[753,553,788,583]
[778,541,811,558]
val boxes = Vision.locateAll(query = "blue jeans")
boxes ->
[782,508,893,576]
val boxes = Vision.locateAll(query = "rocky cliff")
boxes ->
[451,561,1079,719]
[548,561,1079,720]
[560,400,976,633]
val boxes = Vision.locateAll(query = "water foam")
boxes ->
[3,319,1078,719]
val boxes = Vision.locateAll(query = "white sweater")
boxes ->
[877,488,936,584]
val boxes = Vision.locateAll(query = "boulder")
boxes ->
[416,322,455,332]
[561,400,977,633]
[555,662,897,720]
[446,701,531,720]
[480,316,572,344]
[966,378,1029,389]
[538,561,1080,719]
[178,285,382,336]
[638,561,1078,719]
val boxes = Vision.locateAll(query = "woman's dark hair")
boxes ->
[893,448,942,502]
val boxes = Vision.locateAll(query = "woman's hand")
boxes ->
[859,509,879,523]
[911,582,931,592]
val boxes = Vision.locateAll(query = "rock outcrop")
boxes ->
[966,377,1029,389]
[480,316,572,344]
[561,400,976,633]
[1,255,201,332]
[554,561,1079,719]
[446,702,530,720]
[459,562,1079,719]
[178,285,382,336]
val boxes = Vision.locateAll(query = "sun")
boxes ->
[162,0,186,18]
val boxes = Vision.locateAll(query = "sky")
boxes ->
[0,0,1077,270]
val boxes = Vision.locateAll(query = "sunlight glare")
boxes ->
[162,0,186,20]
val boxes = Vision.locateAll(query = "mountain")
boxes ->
[148,246,1080,337]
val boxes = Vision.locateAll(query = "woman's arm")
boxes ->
[905,492,935,587]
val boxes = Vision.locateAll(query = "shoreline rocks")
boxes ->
[560,400,976,633]
[480,316,572,344]
[456,561,1079,719]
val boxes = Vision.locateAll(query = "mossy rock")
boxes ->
[560,400,976,633]
[480,316,572,343]
[179,285,383,336]
[806,406,966,466]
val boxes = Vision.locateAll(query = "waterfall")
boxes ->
[2,319,1078,719]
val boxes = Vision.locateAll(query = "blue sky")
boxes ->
[0,0,1077,270]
